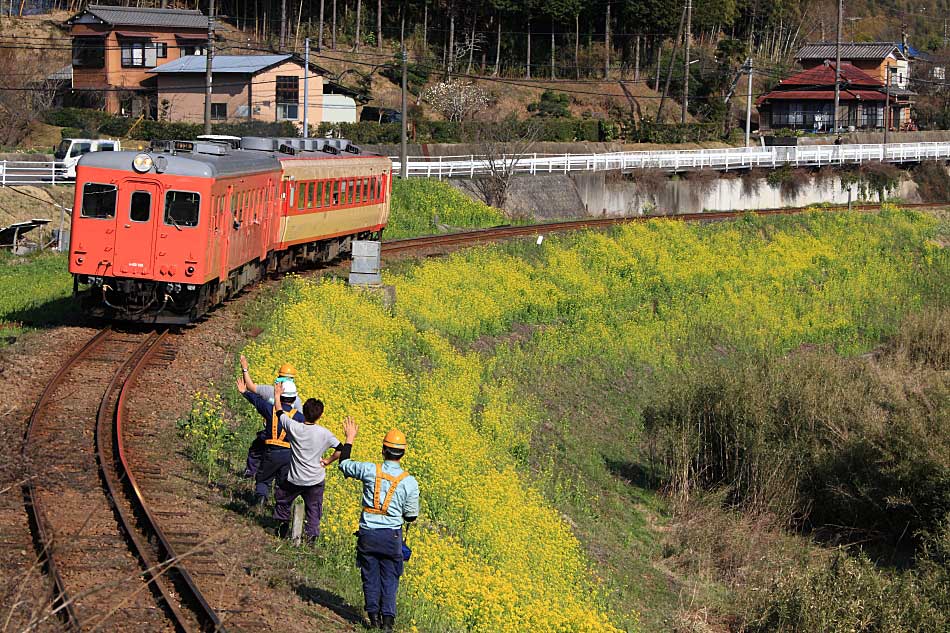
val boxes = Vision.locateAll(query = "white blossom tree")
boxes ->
[421,80,492,122]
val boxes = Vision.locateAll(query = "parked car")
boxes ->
[53,139,121,179]
[360,107,402,124]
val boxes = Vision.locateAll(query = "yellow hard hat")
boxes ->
[277,362,297,378]
[383,429,407,450]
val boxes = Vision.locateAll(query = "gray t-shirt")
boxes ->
[279,414,341,486]
[256,384,303,410]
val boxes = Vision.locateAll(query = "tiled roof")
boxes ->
[779,63,883,87]
[69,4,207,29]
[757,89,887,105]
[149,54,293,74]
[796,42,905,61]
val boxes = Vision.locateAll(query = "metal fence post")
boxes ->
[1,160,5,187]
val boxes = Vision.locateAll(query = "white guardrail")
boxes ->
[4,142,950,186]
[390,141,950,179]
[0,160,67,186]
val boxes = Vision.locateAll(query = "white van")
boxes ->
[53,138,121,179]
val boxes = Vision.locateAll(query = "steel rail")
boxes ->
[24,327,225,632]
[112,331,226,633]
[93,330,199,632]
[21,327,114,632]
[381,202,948,254]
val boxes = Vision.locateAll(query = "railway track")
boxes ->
[22,327,225,632]
[381,201,949,255]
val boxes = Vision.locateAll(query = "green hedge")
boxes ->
[316,117,604,144]
[46,108,298,141]
[631,122,722,144]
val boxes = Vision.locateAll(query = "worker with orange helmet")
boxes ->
[239,354,303,483]
[338,418,420,632]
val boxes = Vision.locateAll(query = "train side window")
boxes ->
[165,190,200,228]
[333,180,341,206]
[315,181,324,208]
[346,179,354,204]
[80,183,117,219]
[129,191,151,222]
[307,182,314,208]
[363,177,370,202]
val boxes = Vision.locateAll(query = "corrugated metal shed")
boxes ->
[149,54,292,74]
[796,42,905,61]
[67,4,207,29]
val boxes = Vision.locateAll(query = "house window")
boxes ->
[181,44,207,56]
[121,41,159,68]
[211,103,227,120]
[72,37,105,68]
[156,42,168,58]
[276,76,299,120]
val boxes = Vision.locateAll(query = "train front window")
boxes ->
[164,191,200,228]
[129,191,151,222]
[80,183,117,219]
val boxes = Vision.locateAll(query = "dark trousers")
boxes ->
[254,447,290,502]
[357,527,404,618]
[274,480,325,540]
[244,431,266,477]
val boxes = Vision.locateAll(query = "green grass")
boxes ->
[0,250,73,345]
[387,178,507,239]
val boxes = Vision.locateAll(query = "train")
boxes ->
[69,136,391,324]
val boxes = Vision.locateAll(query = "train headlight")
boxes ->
[132,153,153,173]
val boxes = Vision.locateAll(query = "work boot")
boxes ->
[381,615,395,632]
[366,612,381,629]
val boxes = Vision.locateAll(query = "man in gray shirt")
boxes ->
[272,382,342,542]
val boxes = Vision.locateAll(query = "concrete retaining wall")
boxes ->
[498,168,926,219]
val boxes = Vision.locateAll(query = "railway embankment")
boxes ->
[193,208,948,632]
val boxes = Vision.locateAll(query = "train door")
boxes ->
[113,181,160,277]
[219,185,232,281]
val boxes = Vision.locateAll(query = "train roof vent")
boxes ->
[149,140,229,156]
[240,136,361,155]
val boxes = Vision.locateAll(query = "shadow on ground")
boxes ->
[295,584,366,626]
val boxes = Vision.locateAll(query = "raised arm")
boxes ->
[240,354,260,394]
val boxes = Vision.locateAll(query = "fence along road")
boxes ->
[4,141,950,186]
[389,141,950,179]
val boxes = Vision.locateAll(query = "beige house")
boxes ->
[150,54,356,127]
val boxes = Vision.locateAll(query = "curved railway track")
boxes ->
[381,201,949,255]
[22,327,225,632]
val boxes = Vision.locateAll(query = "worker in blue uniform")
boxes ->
[338,418,419,632]
[239,355,301,479]
[237,373,305,509]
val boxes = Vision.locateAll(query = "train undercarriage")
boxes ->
[74,230,381,324]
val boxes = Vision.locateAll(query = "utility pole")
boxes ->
[318,0,325,50]
[833,0,842,134]
[745,59,753,146]
[884,65,891,149]
[203,0,215,135]
[681,0,692,124]
[303,37,310,138]
[400,11,408,179]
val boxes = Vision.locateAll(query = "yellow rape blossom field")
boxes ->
[230,208,947,633]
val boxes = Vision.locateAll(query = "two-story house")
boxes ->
[67,4,209,117]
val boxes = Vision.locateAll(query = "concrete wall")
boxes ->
[498,169,925,219]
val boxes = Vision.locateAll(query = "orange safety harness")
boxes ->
[363,464,410,515]
[264,406,298,448]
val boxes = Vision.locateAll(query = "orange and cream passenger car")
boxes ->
[69,137,390,323]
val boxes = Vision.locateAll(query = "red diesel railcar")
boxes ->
[69,137,391,323]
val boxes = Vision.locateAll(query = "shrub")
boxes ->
[642,308,950,546]
[177,390,234,483]
[911,161,950,202]
[527,90,570,118]
[739,549,950,632]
